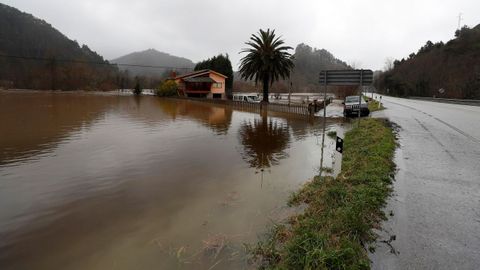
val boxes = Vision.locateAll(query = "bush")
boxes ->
[133,81,142,95]
[156,80,178,97]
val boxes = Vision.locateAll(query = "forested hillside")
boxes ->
[0,3,118,90]
[376,25,480,99]
[291,43,350,91]
[111,49,195,78]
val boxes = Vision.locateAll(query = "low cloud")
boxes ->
[4,0,479,70]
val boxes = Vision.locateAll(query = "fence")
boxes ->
[175,97,332,116]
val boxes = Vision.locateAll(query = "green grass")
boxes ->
[250,118,396,269]
[368,99,384,112]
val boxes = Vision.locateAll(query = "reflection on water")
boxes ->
[0,91,111,165]
[158,99,233,135]
[0,91,346,270]
[239,115,290,170]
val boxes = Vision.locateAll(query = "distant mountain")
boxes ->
[0,3,118,90]
[376,24,480,99]
[291,43,350,91]
[234,43,350,92]
[111,49,195,78]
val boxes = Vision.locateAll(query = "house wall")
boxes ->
[175,71,227,99]
[175,79,185,96]
[209,73,226,95]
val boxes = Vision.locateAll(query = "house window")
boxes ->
[212,82,222,88]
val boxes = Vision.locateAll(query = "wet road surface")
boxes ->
[370,96,480,269]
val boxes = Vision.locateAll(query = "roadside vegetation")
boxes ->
[362,95,384,113]
[368,99,384,112]
[250,118,396,269]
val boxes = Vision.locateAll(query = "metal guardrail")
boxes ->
[409,96,480,106]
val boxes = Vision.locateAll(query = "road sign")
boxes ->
[318,69,373,177]
[319,69,373,86]
[336,136,344,154]
[332,129,345,178]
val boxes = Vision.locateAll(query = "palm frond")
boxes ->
[238,29,295,101]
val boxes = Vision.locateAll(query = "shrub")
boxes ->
[156,80,178,97]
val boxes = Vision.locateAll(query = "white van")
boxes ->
[232,93,261,103]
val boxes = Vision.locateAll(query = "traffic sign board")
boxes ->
[319,69,373,86]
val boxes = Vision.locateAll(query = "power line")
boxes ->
[0,54,194,70]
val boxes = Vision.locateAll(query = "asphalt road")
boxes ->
[369,96,480,270]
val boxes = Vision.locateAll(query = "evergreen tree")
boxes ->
[133,79,141,95]
[194,54,234,98]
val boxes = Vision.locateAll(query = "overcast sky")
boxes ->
[3,0,479,70]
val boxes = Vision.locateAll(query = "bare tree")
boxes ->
[384,57,394,71]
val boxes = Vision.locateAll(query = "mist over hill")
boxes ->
[376,24,480,99]
[291,43,350,91]
[111,49,195,78]
[0,3,118,90]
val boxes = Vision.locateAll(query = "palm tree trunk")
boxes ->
[262,75,269,103]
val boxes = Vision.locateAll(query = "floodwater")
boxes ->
[0,90,345,270]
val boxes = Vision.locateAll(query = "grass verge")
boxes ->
[368,99,384,112]
[250,118,396,269]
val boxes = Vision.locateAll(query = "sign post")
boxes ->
[319,71,328,177]
[318,69,373,177]
[357,70,363,125]
[333,128,344,178]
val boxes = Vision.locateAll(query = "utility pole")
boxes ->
[288,81,292,106]
[319,71,327,177]
[457,13,463,29]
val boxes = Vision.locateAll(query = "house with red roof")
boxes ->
[174,69,227,99]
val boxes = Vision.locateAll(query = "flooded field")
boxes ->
[0,91,346,270]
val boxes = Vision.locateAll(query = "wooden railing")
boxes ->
[174,97,332,116]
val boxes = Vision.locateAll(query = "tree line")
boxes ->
[0,3,120,90]
[194,54,234,98]
[375,24,480,99]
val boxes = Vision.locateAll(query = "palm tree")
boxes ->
[239,118,290,170]
[239,29,294,103]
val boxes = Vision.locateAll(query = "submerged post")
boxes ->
[319,71,328,177]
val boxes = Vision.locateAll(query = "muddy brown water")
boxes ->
[0,90,346,270]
